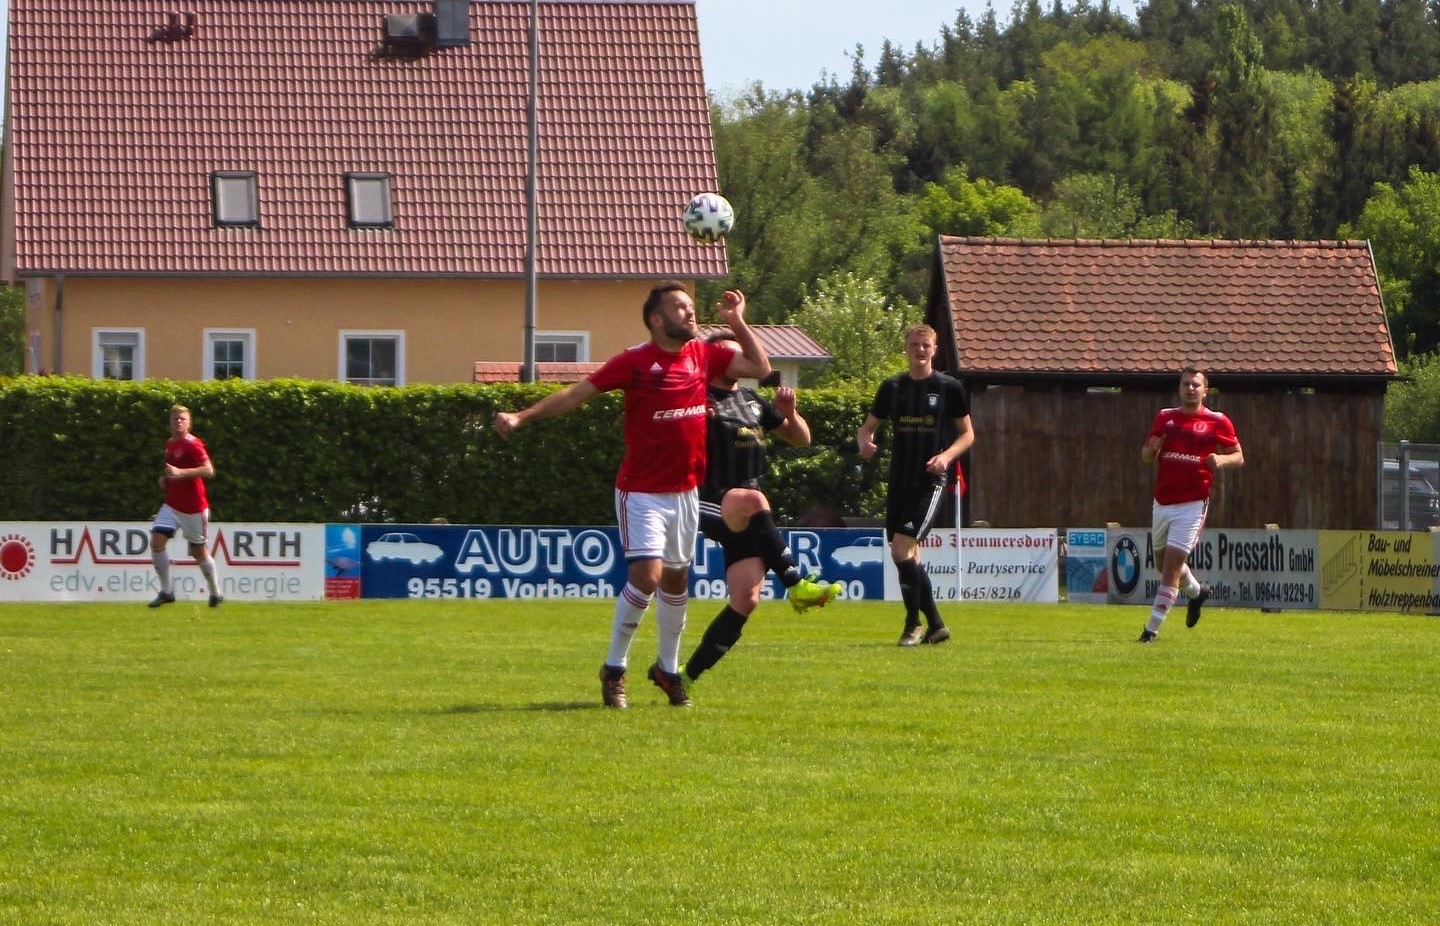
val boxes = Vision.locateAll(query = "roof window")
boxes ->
[211,171,259,228]
[345,173,394,229]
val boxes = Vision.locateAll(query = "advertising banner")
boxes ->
[351,524,890,601]
[913,528,1060,604]
[1105,527,1320,610]
[0,521,325,602]
[1317,530,1440,613]
[1064,528,1110,604]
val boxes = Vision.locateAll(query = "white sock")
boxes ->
[198,555,219,596]
[1179,565,1202,598]
[1147,585,1179,634]
[605,583,652,668]
[653,589,688,674]
[153,549,172,594]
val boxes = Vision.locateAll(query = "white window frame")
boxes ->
[203,328,257,381]
[339,330,406,386]
[92,328,146,381]
[534,331,590,363]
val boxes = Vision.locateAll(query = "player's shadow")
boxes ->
[439,701,595,714]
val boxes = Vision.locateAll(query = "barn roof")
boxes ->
[932,238,1397,382]
[2,0,727,279]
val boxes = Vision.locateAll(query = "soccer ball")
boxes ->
[682,192,735,243]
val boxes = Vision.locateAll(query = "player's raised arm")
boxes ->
[771,387,811,447]
[715,290,771,382]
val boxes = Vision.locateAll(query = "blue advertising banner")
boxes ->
[355,525,887,600]
[1065,528,1109,605]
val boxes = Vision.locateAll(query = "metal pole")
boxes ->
[521,0,539,383]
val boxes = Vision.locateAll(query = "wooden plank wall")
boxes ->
[964,386,1384,530]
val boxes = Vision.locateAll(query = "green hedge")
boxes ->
[0,377,886,525]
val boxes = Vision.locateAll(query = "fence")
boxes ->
[1378,441,1440,531]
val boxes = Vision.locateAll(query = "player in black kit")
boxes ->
[856,323,975,646]
[682,334,842,690]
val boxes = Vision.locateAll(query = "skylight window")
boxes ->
[345,173,394,228]
[211,171,259,227]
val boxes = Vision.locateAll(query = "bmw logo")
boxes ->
[1110,536,1139,596]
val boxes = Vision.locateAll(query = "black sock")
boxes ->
[684,606,749,681]
[915,567,944,630]
[895,558,921,627]
[747,511,801,587]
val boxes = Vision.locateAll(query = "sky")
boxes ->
[0,0,1142,107]
[696,0,1137,98]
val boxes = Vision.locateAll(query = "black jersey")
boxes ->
[702,384,785,501]
[868,371,970,488]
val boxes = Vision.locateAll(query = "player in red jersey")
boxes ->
[1137,368,1244,642]
[493,283,770,708]
[149,404,223,608]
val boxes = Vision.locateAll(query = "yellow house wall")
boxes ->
[41,277,664,382]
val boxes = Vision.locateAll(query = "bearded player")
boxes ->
[1137,368,1244,642]
[494,284,770,709]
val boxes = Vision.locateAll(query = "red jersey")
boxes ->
[164,433,211,514]
[588,338,736,492]
[1149,406,1239,505]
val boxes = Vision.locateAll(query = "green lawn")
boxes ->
[0,599,1436,925]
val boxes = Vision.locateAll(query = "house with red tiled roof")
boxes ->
[926,237,1398,530]
[473,325,833,385]
[1,0,727,383]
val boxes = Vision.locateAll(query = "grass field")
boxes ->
[1,598,1437,925]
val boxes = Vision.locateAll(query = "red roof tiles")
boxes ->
[696,324,832,360]
[3,0,727,279]
[473,361,601,383]
[473,325,831,381]
[935,238,1397,377]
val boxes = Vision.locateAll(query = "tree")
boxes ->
[1341,165,1440,357]
[1039,172,1197,237]
[1383,351,1440,442]
[917,166,1041,237]
[0,286,24,376]
[710,90,831,323]
[789,272,918,385]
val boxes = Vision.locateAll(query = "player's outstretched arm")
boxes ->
[493,380,600,440]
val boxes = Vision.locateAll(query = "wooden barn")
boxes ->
[925,238,1398,531]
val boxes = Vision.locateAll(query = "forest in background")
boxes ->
[707,0,1440,367]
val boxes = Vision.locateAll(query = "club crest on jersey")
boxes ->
[1191,421,1210,434]
[748,401,762,417]
[927,394,938,409]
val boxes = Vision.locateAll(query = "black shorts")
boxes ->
[885,481,947,541]
[700,508,759,571]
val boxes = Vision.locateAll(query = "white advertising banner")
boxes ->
[0,522,326,602]
[1105,526,1320,610]
[904,528,1060,603]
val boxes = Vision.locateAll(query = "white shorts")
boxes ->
[616,488,699,569]
[1151,499,1208,557]
[152,504,210,546]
